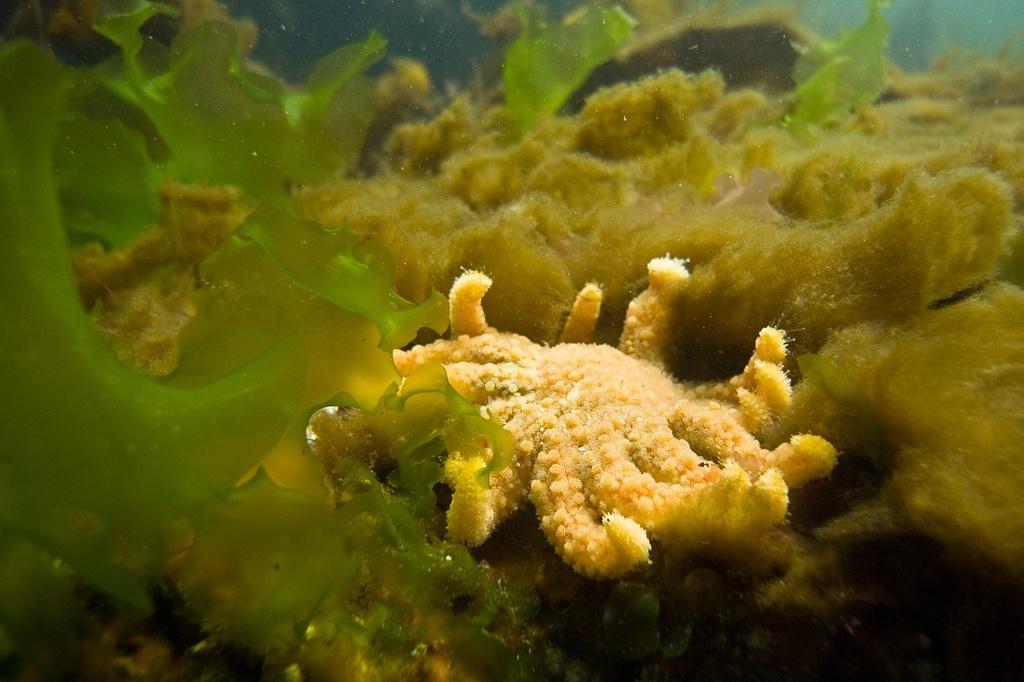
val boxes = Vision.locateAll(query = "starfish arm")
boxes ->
[655,461,789,554]
[592,459,699,531]
[670,398,774,469]
[444,449,534,546]
[559,282,603,343]
[735,327,792,412]
[531,440,651,579]
[689,327,793,433]
[762,434,838,488]
[669,399,835,487]
[445,454,498,545]
[624,419,709,483]
[449,270,492,337]
[618,257,689,366]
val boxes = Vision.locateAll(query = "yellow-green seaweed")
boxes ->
[0,40,306,608]
[504,3,635,134]
[1,37,532,678]
[787,0,891,130]
[54,0,384,247]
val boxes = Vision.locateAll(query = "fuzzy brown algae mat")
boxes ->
[6,5,1024,682]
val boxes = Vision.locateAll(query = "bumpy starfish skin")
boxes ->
[393,258,837,579]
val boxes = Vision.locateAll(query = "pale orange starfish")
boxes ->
[393,257,837,578]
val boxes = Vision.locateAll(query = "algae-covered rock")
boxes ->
[572,7,808,100]
[73,183,248,308]
[535,166,1012,377]
[386,96,479,175]
[667,168,1014,367]
[880,287,1024,579]
[575,69,723,160]
[780,285,1024,580]
[306,64,1020,369]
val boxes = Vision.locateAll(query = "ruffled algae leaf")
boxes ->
[92,0,179,81]
[87,0,384,195]
[242,209,448,350]
[178,468,359,651]
[787,0,891,130]
[504,3,635,135]
[0,40,305,609]
[283,29,387,175]
[2,23,533,680]
[40,0,384,248]
[170,208,447,495]
[54,116,161,247]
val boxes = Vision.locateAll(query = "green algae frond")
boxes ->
[55,116,162,247]
[1,34,516,672]
[0,40,306,609]
[504,3,635,135]
[787,0,891,130]
[53,0,384,247]
[242,210,447,351]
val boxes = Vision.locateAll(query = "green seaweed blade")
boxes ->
[787,0,891,130]
[0,41,305,608]
[242,209,448,350]
[55,0,384,247]
[504,4,635,134]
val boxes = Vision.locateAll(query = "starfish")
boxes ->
[392,258,837,578]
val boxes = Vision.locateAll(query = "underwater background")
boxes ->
[2,0,1024,680]
[222,0,1024,82]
